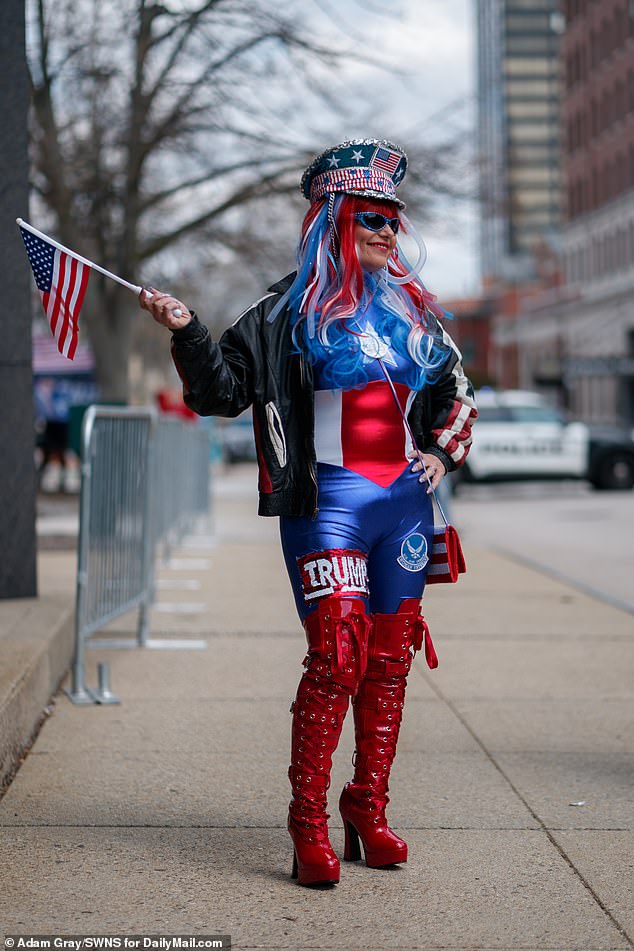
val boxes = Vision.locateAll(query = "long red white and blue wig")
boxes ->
[270,193,452,392]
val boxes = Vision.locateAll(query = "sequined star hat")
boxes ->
[300,138,408,209]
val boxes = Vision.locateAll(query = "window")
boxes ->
[504,57,558,76]
[511,186,557,207]
[617,152,627,191]
[615,80,625,120]
[505,79,554,96]
[602,89,612,130]
[599,17,610,58]
[614,6,628,51]
[510,406,565,424]
[507,99,558,119]
[509,123,558,142]
[476,406,513,423]
[590,170,597,211]
[507,13,552,31]
[608,157,618,199]
[506,0,551,8]
[510,142,562,162]
[509,166,560,184]
[513,211,559,230]
[507,35,558,54]
[507,0,554,9]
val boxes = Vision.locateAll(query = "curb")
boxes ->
[0,594,74,792]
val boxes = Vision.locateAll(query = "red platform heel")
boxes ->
[288,769,340,886]
[287,597,371,886]
[340,599,435,868]
[340,779,407,867]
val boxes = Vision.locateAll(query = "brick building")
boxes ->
[475,0,567,403]
[443,296,496,388]
[501,0,634,423]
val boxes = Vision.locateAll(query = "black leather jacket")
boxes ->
[170,273,477,517]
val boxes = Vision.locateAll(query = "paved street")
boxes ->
[451,480,634,614]
[1,466,633,949]
[215,466,634,613]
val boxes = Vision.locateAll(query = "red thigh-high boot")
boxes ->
[339,597,436,868]
[288,596,371,887]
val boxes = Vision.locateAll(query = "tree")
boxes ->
[27,0,474,400]
[28,0,340,398]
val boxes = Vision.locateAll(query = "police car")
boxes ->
[457,390,634,491]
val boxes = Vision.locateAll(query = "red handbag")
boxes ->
[427,523,466,585]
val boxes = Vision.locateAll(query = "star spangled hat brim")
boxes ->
[301,138,408,209]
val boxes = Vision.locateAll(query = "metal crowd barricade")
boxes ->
[151,416,212,561]
[67,406,211,705]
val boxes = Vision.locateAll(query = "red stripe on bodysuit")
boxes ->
[341,380,410,488]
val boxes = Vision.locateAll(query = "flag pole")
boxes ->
[16,218,150,299]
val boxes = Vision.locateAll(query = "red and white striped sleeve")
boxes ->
[426,323,478,470]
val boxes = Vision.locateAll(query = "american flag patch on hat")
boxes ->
[370,146,402,174]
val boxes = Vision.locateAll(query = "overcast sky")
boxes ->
[388,0,480,301]
[306,0,481,300]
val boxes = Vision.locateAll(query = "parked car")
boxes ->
[455,389,634,491]
[220,412,257,463]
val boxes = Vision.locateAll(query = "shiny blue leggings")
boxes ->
[280,463,434,621]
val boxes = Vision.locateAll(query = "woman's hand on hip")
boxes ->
[407,450,447,494]
[139,287,192,331]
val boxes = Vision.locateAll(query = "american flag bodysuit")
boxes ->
[281,303,434,620]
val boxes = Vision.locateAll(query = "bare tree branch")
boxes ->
[140,164,301,259]
[143,0,227,107]
[138,155,297,212]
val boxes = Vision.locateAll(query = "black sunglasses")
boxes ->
[354,212,401,234]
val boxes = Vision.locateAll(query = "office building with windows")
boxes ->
[477,0,563,281]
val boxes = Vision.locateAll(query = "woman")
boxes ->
[140,139,477,887]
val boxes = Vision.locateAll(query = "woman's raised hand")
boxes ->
[139,287,192,331]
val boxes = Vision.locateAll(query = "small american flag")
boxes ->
[19,225,90,360]
[370,146,401,174]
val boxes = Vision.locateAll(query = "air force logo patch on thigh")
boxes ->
[397,532,429,572]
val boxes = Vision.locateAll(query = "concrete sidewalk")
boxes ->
[1,479,633,950]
